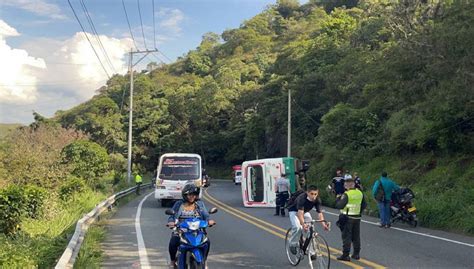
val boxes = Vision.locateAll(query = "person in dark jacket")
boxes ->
[335,177,367,261]
[167,184,216,268]
[331,169,345,197]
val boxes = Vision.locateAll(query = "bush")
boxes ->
[59,177,86,201]
[61,140,110,187]
[22,185,47,219]
[0,185,46,235]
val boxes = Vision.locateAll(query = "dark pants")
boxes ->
[136,182,142,195]
[169,234,211,262]
[275,192,289,216]
[341,217,361,256]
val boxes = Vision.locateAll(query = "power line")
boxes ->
[67,0,110,79]
[137,0,148,50]
[121,0,139,50]
[79,0,117,74]
[152,0,156,49]
[157,49,173,63]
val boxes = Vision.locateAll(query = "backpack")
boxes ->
[286,189,305,208]
[374,179,385,202]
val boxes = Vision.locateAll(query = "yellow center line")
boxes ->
[203,190,361,269]
[204,189,386,269]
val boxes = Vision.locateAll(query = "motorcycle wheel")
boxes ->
[409,216,418,227]
[186,252,205,269]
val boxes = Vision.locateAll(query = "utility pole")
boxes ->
[286,82,291,158]
[127,48,159,184]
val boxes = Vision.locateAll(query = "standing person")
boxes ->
[287,185,329,260]
[297,172,307,191]
[135,172,143,195]
[372,172,400,228]
[331,169,345,198]
[353,172,363,191]
[335,177,367,261]
[274,173,290,216]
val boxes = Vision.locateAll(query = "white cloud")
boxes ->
[0,19,133,124]
[157,8,184,35]
[0,20,46,104]
[1,0,67,20]
[57,32,132,98]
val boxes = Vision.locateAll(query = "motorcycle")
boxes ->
[390,187,418,227]
[165,207,218,269]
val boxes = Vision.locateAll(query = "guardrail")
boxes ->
[55,183,152,269]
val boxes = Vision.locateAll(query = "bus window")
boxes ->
[249,166,264,202]
[159,157,200,181]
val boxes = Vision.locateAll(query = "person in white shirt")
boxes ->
[274,173,290,216]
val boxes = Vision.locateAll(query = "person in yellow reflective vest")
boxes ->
[335,177,367,261]
[135,173,143,195]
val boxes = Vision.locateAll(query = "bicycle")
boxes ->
[285,220,331,269]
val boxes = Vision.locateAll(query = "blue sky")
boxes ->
[0,0,288,124]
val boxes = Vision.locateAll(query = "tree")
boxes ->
[61,140,110,186]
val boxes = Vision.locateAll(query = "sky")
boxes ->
[0,0,292,124]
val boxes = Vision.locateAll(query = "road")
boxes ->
[101,180,474,268]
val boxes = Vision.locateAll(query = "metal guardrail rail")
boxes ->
[55,183,152,269]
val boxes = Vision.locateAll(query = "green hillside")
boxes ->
[2,0,473,236]
[53,0,473,234]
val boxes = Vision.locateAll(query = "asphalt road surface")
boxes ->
[101,180,474,268]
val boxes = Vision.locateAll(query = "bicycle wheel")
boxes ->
[310,233,330,269]
[285,228,302,266]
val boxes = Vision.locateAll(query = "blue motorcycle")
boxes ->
[166,208,217,269]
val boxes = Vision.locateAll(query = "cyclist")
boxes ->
[288,185,329,260]
[167,184,216,268]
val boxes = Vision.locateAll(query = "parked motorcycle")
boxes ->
[390,187,418,227]
[166,207,218,269]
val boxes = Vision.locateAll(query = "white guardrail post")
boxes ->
[55,183,152,269]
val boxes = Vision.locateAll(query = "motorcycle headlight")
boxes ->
[187,220,201,230]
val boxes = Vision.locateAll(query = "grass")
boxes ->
[0,190,106,268]
[74,224,106,269]
[311,153,474,235]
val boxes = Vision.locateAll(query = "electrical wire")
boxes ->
[79,0,117,74]
[152,0,156,49]
[122,0,139,50]
[137,0,148,50]
[67,0,110,79]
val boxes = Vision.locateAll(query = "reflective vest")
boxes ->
[341,189,363,216]
[135,174,142,183]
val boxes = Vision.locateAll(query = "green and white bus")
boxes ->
[241,157,309,208]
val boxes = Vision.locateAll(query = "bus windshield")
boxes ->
[159,156,200,181]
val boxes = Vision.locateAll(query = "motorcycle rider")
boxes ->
[167,184,216,268]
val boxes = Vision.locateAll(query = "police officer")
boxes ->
[335,177,367,261]
[274,173,290,216]
[135,172,143,195]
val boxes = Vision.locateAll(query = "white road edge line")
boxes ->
[135,192,154,269]
[322,210,474,248]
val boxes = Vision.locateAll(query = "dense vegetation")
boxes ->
[1,2,473,266]
[57,0,473,233]
[0,115,137,266]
